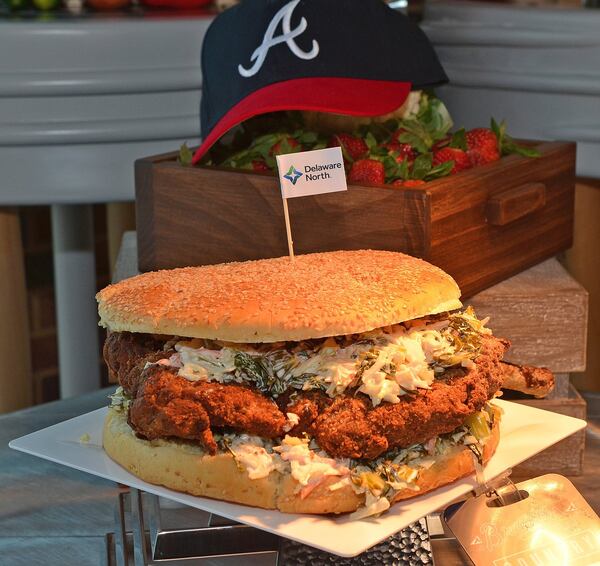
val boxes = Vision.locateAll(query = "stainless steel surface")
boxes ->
[147,493,280,561]
[106,489,436,565]
[109,490,280,565]
[445,474,600,565]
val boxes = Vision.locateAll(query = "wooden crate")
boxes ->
[469,259,588,373]
[512,384,587,476]
[135,141,575,298]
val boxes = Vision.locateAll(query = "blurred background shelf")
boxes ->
[0,15,207,407]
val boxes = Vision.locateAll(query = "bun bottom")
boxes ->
[103,407,501,515]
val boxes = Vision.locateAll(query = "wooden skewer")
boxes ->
[282,197,295,261]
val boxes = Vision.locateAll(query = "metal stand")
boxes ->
[470,468,525,508]
[105,489,437,566]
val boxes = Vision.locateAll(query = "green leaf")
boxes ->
[252,133,281,147]
[381,154,402,181]
[425,160,454,180]
[249,133,283,157]
[416,92,430,119]
[365,132,378,151]
[178,142,193,166]
[416,95,454,141]
[298,131,318,144]
[358,121,397,144]
[397,111,451,152]
[338,142,354,164]
[397,131,429,154]
[449,128,467,151]
[490,117,506,149]
[277,137,302,155]
[398,157,410,181]
[411,154,433,180]
[432,99,454,134]
[503,141,542,158]
[398,118,428,137]
[221,146,260,168]
[278,138,293,154]
[237,160,256,171]
[370,144,389,158]
[492,117,541,158]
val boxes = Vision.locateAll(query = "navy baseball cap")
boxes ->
[191,0,447,164]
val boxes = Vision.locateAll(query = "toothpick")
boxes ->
[282,197,295,261]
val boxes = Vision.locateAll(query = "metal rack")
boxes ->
[104,489,450,565]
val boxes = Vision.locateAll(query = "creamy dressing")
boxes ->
[356,325,453,405]
[176,342,238,382]
[273,436,350,487]
[228,435,277,480]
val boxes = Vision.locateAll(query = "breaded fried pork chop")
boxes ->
[128,365,288,454]
[106,331,508,458]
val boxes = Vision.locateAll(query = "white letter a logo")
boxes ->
[238,0,320,78]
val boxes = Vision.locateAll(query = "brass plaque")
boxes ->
[445,474,600,566]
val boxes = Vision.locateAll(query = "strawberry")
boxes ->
[401,179,426,187]
[252,159,270,172]
[391,179,427,188]
[384,141,416,162]
[348,159,385,185]
[465,128,500,166]
[270,136,300,156]
[329,133,368,161]
[432,148,472,174]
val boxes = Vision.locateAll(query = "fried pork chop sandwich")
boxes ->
[98,250,513,518]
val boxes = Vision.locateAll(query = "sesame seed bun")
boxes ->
[96,250,461,343]
[102,405,501,514]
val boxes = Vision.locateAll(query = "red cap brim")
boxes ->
[191,77,411,164]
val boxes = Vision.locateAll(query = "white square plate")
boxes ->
[10,399,585,557]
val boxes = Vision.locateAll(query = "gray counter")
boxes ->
[1,389,117,566]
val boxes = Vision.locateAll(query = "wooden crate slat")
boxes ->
[468,259,588,373]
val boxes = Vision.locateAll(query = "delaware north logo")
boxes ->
[283,165,303,185]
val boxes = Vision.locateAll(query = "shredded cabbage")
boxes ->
[108,386,132,412]
[168,307,492,406]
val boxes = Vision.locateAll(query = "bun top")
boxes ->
[96,250,462,343]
